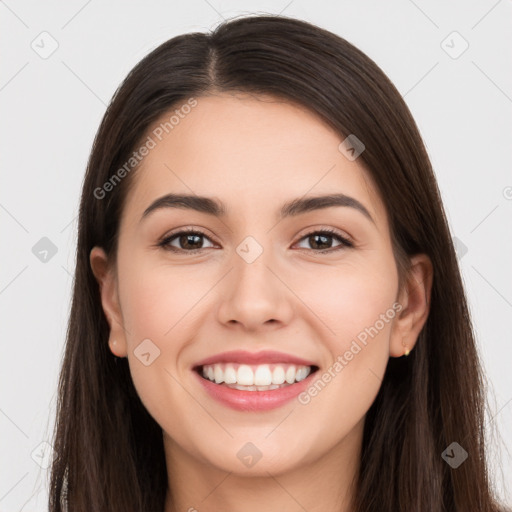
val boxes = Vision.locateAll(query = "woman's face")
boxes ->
[91,92,431,478]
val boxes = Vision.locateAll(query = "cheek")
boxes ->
[295,251,398,347]
[292,255,397,432]
[117,261,209,441]
[115,259,189,395]
[118,257,208,343]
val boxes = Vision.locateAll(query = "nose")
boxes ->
[216,246,294,332]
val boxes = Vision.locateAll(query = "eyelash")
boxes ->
[156,227,354,254]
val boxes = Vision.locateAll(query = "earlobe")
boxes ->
[390,254,433,358]
[89,246,128,357]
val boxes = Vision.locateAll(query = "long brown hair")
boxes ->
[49,13,504,512]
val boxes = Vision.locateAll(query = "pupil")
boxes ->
[182,234,201,249]
[311,234,331,250]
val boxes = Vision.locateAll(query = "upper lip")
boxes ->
[193,350,318,368]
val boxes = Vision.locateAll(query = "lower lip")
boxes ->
[193,370,316,412]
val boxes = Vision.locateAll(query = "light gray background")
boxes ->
[1,1,511,510]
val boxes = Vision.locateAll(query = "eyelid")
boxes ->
[295,225,353,245]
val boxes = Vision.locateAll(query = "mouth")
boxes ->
[191,350,320,411]
[194,362,320,392]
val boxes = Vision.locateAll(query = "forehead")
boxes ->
[121,92,387,228]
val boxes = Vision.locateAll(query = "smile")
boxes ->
[192,351,320,411]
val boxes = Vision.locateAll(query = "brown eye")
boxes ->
[295,229,353,253]
[158,229,215,252]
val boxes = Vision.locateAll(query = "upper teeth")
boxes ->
[201,363,312,386]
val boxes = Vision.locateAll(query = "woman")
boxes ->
[49,13,507,512]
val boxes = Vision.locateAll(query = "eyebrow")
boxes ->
[140,193,375,225]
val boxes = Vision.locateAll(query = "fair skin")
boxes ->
[90,92,432,512]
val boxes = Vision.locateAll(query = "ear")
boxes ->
[89,246,128,358]
[389,253,433,357]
